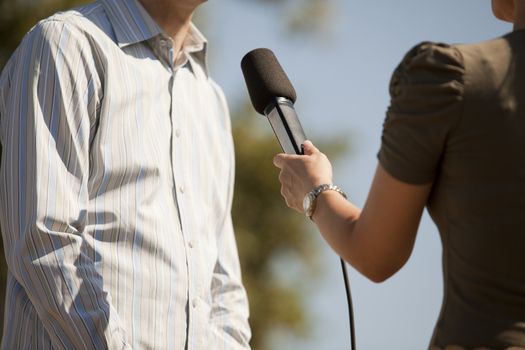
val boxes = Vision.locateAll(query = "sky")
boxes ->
[198,1,511,349]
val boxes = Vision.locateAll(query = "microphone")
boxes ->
[241,48,307,155]
[240,48,358,350]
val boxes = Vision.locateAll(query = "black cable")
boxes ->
[340,258,356,350]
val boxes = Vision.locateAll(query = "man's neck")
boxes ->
[138,0,199,59]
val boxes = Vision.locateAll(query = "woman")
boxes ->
[273,0,525,348]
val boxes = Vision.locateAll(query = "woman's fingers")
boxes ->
[281,184,302,212]
[273,153,286,169]
[278,170,288,185]
[278,170,303,212]
[273,141,332,213]
[273,153,303,169]
[302,140,319,156]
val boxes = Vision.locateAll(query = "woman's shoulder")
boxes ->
[380,42,466,185]
[454,31,518,62]
[389,42,465,115]
[394,41,465,85]
[395,34,516,79]
[455,33,519,92]
[391,34,518,109]
[401,41,464,70]
[399,35,514,77]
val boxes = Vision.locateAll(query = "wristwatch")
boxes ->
[303,184,347,219]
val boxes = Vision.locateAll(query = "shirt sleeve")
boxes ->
[378,42,465,185]
[0,19,131,349]
[208,86,252,349]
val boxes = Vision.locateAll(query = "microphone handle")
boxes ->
[264,97,307,155]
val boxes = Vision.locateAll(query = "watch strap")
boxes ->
[305,184,347,219]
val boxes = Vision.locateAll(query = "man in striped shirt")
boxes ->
[0,0,251,348]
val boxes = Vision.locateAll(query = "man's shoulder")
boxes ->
[27,1,111,47]
[1,1,110,88]
[47,1,105,23]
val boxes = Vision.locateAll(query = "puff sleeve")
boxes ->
[378,42,465,184]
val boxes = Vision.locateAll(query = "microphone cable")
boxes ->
[340,258,356,350]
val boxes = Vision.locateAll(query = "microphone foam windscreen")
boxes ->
[241,48,297,115]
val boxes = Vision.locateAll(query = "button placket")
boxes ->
[170,71,199,347]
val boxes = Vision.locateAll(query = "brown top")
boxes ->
[378,32,525,349]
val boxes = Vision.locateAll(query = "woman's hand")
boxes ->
[274,142,432,282]
[273,141,333,213]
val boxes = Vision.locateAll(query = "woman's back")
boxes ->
[379,32,525,347]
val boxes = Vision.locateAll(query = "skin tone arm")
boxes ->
[273,141,432,282]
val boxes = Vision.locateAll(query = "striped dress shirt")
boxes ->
[0,0,251,349]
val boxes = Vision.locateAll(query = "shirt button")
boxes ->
[192,298,199,308]
[179,185,185,194]
[175,129,181,137]
[188,240,194,249]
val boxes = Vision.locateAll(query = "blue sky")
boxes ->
[198,0,511,348]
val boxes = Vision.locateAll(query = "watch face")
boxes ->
[303,194,311,214]
[303,192,316,217]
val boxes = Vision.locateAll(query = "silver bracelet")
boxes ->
[303,184,347,219]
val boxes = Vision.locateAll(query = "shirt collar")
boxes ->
[101,0,209,76]
[184,23,209,76]
[101,0,163,48]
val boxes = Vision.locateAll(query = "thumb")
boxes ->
[302,140,319,156]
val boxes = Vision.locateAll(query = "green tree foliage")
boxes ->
[0,1,341,348]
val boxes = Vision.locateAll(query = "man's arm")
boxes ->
[0,20,131,349]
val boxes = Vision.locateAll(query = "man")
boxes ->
[0,0,251,348]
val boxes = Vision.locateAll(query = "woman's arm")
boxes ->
[274,141,432,282]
